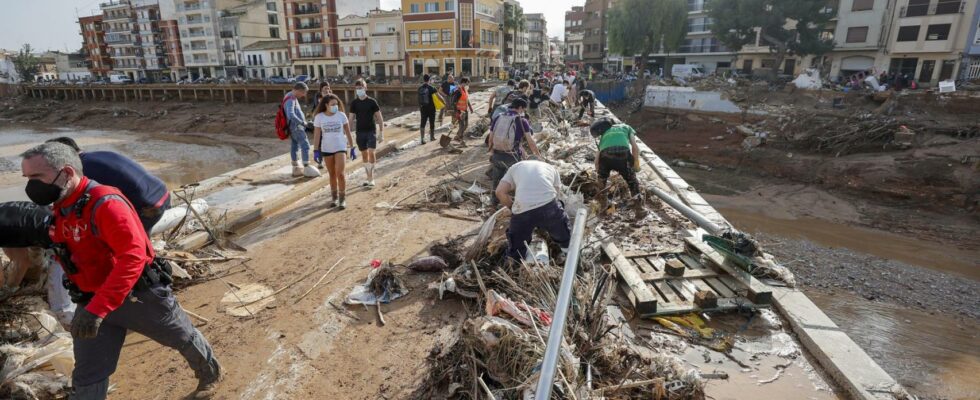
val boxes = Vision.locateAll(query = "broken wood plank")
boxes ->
[664,258,686,276]
[703,277,737,298]
[631,257,657,274]
[638,268,718,282]
[604,241,658,315]
[686,236,773,304]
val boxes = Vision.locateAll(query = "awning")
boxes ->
[424,59,438,68]
[840,56,874,71]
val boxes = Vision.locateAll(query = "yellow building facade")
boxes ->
[401,0,503,78]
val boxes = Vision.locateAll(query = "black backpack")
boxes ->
[418,84,432,106]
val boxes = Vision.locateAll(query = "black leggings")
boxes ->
[420,106,436,135]
[597,149,640,196]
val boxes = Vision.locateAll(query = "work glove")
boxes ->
[70,307,103,339]
[313,150,322,163]
[350,147,358,160]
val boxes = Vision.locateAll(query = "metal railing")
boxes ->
[900,1,964,17]
[295,22,322,30]
[294,7,320,15]
[533,208,588,400]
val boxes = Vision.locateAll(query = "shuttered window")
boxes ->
[846,26,868,43]
[851,0,874,11]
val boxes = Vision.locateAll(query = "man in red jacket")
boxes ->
[20,142,220,400]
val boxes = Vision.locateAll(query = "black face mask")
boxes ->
[25,169,65,206]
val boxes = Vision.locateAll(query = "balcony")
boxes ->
[184,16,211,25]
[294,22,322,30]
[137,15,160,23]
[223,59,237,66]
[177,2,206,12]
[187,30,210,38]
[901,1,964,17]
[296,36,323,44]
[294,7,320,15]
[677,44,729,54]
[222,44,236,52]
[296,51,324,58]
[220,31,235,38]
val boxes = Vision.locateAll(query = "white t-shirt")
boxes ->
[500,160,561,215]
[549,84,567,103]
[314,112,349,153]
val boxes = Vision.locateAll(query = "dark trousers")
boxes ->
[490,151,521,200]
[420,106,436,139]
[578,100,595,119]
[597,149,640,196]
[70,284,219,400]
[138,194,171,237]
[454,111,469,140]
[507,200,571,261]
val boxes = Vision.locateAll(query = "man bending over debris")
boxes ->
[549,79,569,109]
[348,79,384,187]
[590,118,645,216]
[577,89,596,120]
[495,160,571,261]
[20,142,221,400]
[46,137,169,236]
[488,99,541,202]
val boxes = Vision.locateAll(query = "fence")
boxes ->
[588,80,630,104]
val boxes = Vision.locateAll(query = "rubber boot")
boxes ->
[338,193,347,210]
[420,132,426,144]
[632,194,647,219]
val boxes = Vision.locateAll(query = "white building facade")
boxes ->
[367,9,404,78]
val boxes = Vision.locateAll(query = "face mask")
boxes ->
[355,89,366,98]
[25,169,65,206]
[329,105,339,113]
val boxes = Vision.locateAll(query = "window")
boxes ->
[410,4,419,13]
[460,4,473,29]
[422,29,439,44]
[846,26,869,43]
[409,30,419,45]
[425,2,438,12]
[442,29,451,44]
[373,41,380,55]
[445,1,454,11]
[905,0,928,16]
[266,2,276,11]
[851,0,874,11]
[938,59,956,80]
[344,29,351,38]
[926,24,951,40]
[897,25,919,41]
[355,28,362,37]
[919,60,935,82]
[268,14,278,25]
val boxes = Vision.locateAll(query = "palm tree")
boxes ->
[503,3,525,68]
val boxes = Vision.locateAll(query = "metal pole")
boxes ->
[645,183,724,236]
[534,208,588,400]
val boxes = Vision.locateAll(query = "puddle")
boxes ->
[808,291,980,399]
[0,127,282,202]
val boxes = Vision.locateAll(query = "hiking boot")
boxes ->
[429,134,436,141]
[303,165,321,178]
[291,166,303,177]
[192,364,221,399]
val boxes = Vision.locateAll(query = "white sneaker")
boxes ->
[367,180,375,187]
[291,166,303,177]
[338,199,347,209]
[303,165,321,177]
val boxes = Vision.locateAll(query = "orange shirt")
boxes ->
[455,87,469,111]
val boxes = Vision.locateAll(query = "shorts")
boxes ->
[356,131,377,151]
[322,150,345,156]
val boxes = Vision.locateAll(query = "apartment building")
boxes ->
[525,13,547,72]
[564,6,586,70]
[964,0,980,78]
[135,3,171,81]
[367,9,405,77]
[173,0,222,78]
[284,0,338,78]
[549,36,563,70]
[101,0,142,78]
[885,0,977,85]
[160,19,185,79]
[35,53,59,81]
[54,52,93,81]
[820,0,894,78]
[339,14,370,76]
[581,0,614,71]
[79,15,113,78]
[218,0,284,78]
[402,0,504,78]
[242,39,291,78]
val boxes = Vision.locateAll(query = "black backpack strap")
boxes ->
[88,194,134,237]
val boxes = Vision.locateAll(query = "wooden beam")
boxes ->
[603,241,658,316]
[685,236,772,304]
[639,268,718,282]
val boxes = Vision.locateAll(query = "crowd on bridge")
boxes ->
[0,68,646,399]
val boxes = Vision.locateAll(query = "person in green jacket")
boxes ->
[590,118,645,216]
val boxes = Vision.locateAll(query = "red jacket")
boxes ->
[50,177,155,318]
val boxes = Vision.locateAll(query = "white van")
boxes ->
[108,74,133,84]
[671,64,707,79]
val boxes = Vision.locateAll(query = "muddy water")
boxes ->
[0,127,283,202]
[807,291,980,399]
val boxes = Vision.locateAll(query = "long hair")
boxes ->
[314,93,342,116]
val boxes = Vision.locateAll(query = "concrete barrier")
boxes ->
[643,86,742,113]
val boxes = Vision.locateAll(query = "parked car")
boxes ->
[109,74,133,84]
[137,77,152,84]
[159,76,172,83]
[267,76,290,84]
[290,75,310,83]
[671,64,707,79]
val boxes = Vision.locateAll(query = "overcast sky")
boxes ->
[0,0,581,52]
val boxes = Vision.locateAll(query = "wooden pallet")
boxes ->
[603,240,769,317]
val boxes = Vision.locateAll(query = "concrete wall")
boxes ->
[643,86,742,114]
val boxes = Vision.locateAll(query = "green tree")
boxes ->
[608,0,689,78]
[13,44,40,82]
[503,2,526,69]
[709,0,836,78]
